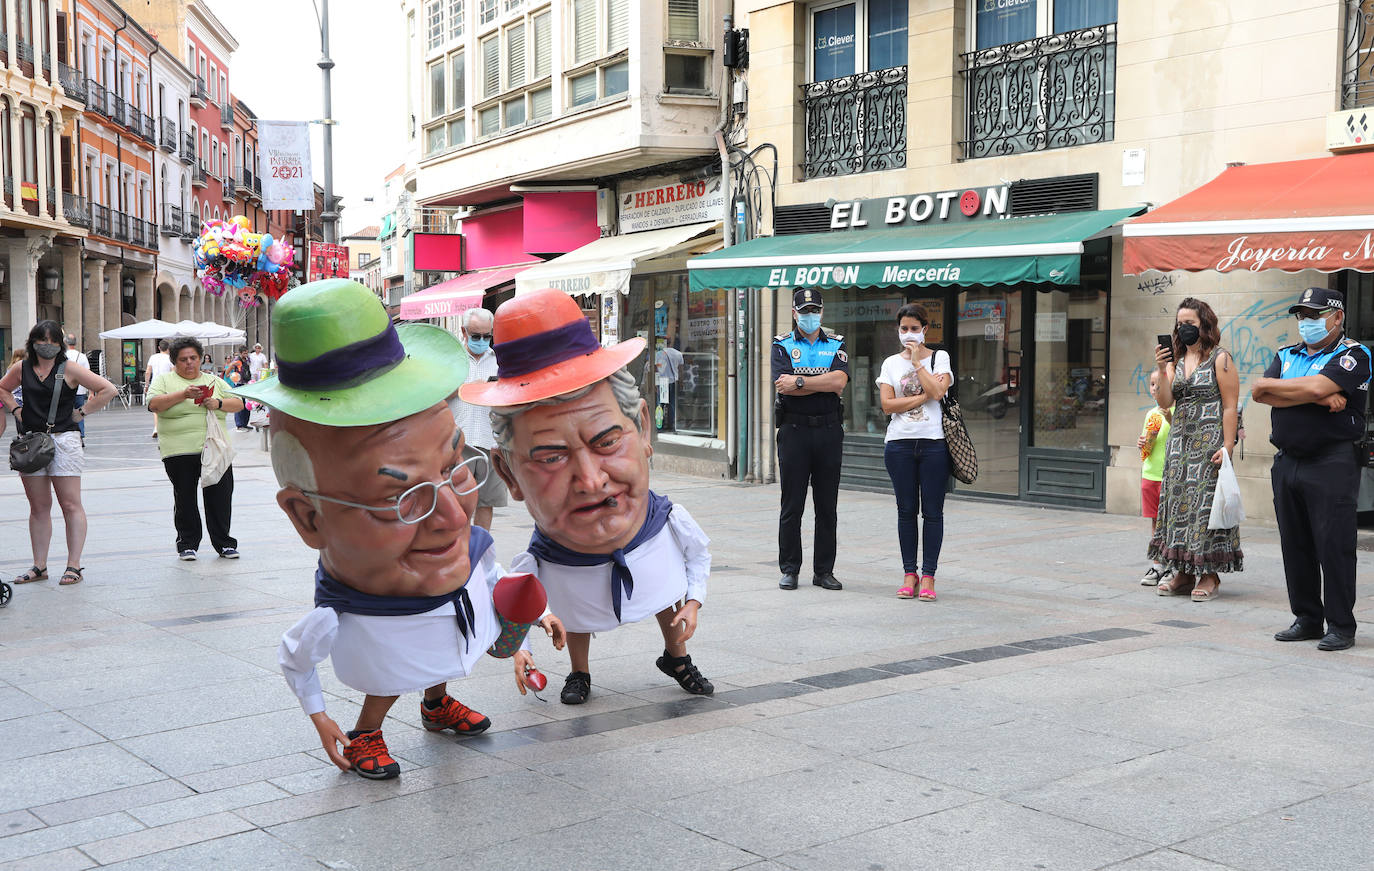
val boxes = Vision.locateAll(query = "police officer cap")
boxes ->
[793,288,824,309]
[1289,287,1345,314]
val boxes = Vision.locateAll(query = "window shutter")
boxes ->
[572,0,596,64]
[570,71,597,105]
[533,11,551,78]
[482,35,499,97]
[606,0,629,52]
[531,86,552,119]
[667,0,699,42]
[506,22,526,88]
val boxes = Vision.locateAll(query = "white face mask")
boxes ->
[898,328,924,348]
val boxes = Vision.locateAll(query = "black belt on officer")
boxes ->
[779,411,840,427]
[1273,441,1357,461]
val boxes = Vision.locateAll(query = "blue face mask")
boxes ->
[467,337,491,354]
[1297,315,1330,345]
[796,312,822,333]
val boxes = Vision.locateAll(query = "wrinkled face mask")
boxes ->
[1175,323,1200,346]
[795,310,822,333]
[1297,312,1331,345]
[34,342,62,360]
[467,337,491,354]
[898,327,924,347]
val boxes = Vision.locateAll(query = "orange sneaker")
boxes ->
[420,695,491,735]
[343,729,400,780]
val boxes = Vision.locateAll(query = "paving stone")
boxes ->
[1178,661,1374,717]
[654,756,976,857]
[127,781,289,827]
[1004,635,1097,652]
[1010,751,1326,845]
[174,753,335,795]
[1069,627,1151,642]
[0,745,165,814]
[0,812,43,839]
[940,645,1036,663]
[0,712,106,762]
[1054,687,1293,749]
[0,847,97,871]
[712,682,818,705]
[792,666,893,689]
[779,798,1149,870]
[0,688,49,723]
[29,780,193,827]
[114,708,342,777]
[17,653,270,710]
[0,813,142,865]
[90,830,324,871]
[78,812,256,866]
[1181,714,1374,789]
[61,675,297,740]
[1099,850,1235,870]
[871,655,966,675]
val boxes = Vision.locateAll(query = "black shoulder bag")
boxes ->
[10,361,67,473]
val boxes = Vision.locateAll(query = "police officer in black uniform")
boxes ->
[1252,287,1371,651]
[773,288,849,591]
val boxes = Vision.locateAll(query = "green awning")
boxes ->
[687,207,1142,292]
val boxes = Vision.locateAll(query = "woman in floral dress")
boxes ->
[1148,297,1243,600]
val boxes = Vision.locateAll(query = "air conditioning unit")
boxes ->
[1328,107,1374,152]
[596,188,613,233]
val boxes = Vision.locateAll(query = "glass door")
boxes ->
[956,288,1022,496]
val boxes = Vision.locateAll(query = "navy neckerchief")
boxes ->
[314,526,494,651]
[525,491,672,623]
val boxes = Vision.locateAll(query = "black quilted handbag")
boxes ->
[940,393,978,484]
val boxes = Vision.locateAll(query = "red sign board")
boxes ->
[308,242,350,282]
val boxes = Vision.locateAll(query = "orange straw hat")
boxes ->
[459,287,646,407]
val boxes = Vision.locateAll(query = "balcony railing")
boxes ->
[220,102,234,128]
[86,80,116,121]
[63,193,90,228]
[131,110,156,143]
[91,203,111,237]
[16,39,33,76]
[1343,0,1374,109]
[181,216,199,241]
[158,117,177,152]
[129,217,158,250]
[161,203,184,236]
[57,62,85,101]
[180,132,196,165]
[960,23,1117,160]
[192,162,208,187]
[252,174,262,197]
[0,31,7,65]
[222,179,234,202]
[191,76,208,104]
[111,210,130,242]
[800,66,907,180]
[233,166,252,194]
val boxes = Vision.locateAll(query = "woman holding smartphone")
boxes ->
[147,336,246,561]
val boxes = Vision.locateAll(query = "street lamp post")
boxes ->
[315,0,339,244]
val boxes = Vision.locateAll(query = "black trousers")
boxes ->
[163,454,237,554]
[777,422,843,575]
[1271,448,1359,638]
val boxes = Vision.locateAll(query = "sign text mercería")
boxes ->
[830,185,1010,230]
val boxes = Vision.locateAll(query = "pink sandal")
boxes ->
[917,575,937,602]
[897,574,918,599]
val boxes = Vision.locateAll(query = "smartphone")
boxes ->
[1156,334,1174,361]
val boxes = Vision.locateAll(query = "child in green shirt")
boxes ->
[1138,369,1173,586]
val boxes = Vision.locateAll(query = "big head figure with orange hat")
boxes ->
[237,279,563,781]
[461,288,714,705]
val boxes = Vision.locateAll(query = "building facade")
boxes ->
[150,41,196,338]
[703,0,1374,523]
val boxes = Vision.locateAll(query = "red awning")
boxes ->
[1122,152,1374,275]
[396,265,530,320]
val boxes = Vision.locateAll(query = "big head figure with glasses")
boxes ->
[237,280,562,782]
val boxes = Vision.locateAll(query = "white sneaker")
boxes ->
[1140,565,1171,586]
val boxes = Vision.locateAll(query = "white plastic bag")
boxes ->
[1207,450,1245,530]
[200,407,234,487]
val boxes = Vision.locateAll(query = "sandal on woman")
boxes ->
[59,566,84,586]
[1157,573,1195,597]
[897,574,918,599]
[1192,576,1220,602]
[918,575,937,602]
[14,565,47,584]
[655,651,714,695]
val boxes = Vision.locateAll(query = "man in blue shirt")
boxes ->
[1252,287,1371,651]
[772,288,849,591]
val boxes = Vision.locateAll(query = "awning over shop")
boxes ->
[1122,152,1374,275]
[516,221,720,296]
[396,265,529,320]
[686,209,1142,292]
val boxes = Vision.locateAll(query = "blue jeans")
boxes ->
[883,438,949,576]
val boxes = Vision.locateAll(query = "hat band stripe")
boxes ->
[495,319,601,379]
[275,324,407,391]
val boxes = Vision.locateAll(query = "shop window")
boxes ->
[962,0,1117,159]
[626,273,728,439]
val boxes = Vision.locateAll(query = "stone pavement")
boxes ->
[2,407,1373,870]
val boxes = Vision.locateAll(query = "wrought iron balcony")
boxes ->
[86,80,113,120]
[63,194,90,228]
[16,39,33,76]
[46,187,55,211]
[132,110,156,143]
[191,76,208,105]
[111,210,130,243]
[180,132,196,165]
[800,66,907,180]
[181,217,198,241]
[192,162,208,187]
[233,166,252,194]
[158,117,177,152]
[161,203,184,236]
[0,31,7,65]
[1344,0,1374,109]
[960,23,1117,160]
[91,203,111,238]
[252,174,261,197]
[220,102,234,129]
[57,62,85,102]
[222,179,234,202]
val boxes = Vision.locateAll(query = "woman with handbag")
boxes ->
[876,304,953,602]
[146,337,245,561]
[0,320,117,586]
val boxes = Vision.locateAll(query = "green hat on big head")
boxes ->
[234,278,467,427]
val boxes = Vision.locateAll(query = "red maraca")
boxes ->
[524,665,547,691]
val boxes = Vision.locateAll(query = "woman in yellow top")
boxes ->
[146,337,246,561]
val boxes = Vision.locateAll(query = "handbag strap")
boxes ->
[42,360,67,432]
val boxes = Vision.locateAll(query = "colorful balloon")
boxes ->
[194,215,294,306]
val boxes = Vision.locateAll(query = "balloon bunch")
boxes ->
[194,215,298,307]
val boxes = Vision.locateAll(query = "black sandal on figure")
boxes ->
[656,651,714,695]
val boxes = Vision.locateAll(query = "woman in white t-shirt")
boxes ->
[875,303,953,602]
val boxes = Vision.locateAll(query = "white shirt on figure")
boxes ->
[66,349,90,395]
[875,350,952,441]
[248,351,268,379]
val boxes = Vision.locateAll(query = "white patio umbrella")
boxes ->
[96,319,178,340]
[99,319,245,341]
